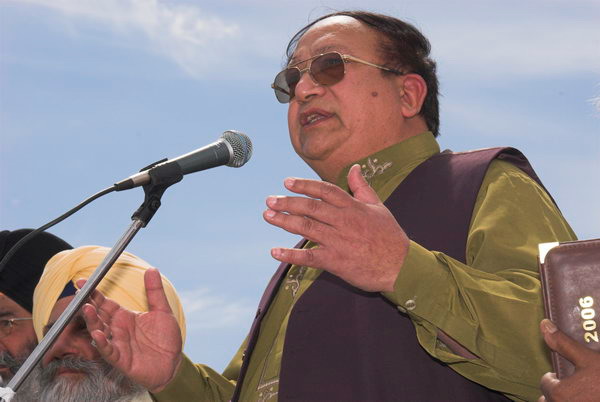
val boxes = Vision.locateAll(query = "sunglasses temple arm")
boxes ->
[271,84,291,96]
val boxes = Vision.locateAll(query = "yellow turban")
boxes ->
[32,246,186,344]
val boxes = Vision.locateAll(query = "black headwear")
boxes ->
[0,229,72,313]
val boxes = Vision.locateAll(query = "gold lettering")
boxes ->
[579,297,598,343]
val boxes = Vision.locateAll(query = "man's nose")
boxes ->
[42,332,80,367]
[294,69,325,102]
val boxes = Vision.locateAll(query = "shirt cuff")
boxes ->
[382,240,451,325]
[152,355,203,401]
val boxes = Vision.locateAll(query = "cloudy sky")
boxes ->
[1,0,598,372]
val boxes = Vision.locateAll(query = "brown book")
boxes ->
[538,238,600,378]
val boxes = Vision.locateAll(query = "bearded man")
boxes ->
[31,246,186,402]
[0,229,72,400]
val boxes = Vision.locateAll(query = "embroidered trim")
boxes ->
[284,266,307,298]
[361,157,393,182]
[257,379,279,402]
[256,265,307,400]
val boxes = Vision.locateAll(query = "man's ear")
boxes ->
[397,73,427,119]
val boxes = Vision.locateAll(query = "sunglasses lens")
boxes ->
[312,53,345,86]
[272,53,345,103]
[273,69,298,103]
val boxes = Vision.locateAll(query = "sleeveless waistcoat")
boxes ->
[233,147,549,402]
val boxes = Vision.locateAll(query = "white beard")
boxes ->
[37,356,146,402]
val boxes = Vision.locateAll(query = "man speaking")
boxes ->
[79,10,575,402]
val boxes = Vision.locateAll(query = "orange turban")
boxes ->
[32,246,186,344]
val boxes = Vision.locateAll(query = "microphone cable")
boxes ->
[0,130,252,275]
[0,185,116,275]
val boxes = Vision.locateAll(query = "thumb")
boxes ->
[541,319,591,367]
[145,268,173,314]
[348,164,381,204]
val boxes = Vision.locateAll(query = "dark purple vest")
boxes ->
[233,148,549,402]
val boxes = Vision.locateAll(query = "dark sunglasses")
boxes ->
[271,51,404,103]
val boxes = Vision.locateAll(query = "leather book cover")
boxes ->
[538,238,600,378]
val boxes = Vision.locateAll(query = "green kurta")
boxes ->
[154,132,576,402]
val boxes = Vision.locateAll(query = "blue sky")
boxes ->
[1,0,599,371]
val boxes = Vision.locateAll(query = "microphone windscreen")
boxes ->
[222,130,253,167]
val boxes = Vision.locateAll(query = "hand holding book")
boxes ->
[538,238,600,401]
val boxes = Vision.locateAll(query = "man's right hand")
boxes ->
[79,268,183,393]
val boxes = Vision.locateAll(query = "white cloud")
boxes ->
[10,0,599,80]
[178,287,254,330]
[14,0,241,78]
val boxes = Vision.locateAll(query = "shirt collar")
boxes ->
[335,131,440,197]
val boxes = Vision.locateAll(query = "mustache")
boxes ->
[40,356,111,383]
[0,341,35,377]
[0,351,20,374]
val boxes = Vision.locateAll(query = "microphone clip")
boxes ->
[139,158,168,173]
[131,162,183,227]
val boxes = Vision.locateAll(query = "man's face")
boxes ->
[286,16,408,181]
[0,292,37,384]
[41,296,100,370]
[39,295,144,401]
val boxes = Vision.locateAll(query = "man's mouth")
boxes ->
[56,367,83,377]
[300,109,333,127]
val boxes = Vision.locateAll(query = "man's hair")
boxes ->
[285,10,440,137]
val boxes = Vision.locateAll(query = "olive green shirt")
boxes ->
[154,132,576,402]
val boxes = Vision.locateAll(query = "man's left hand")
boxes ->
[263,164,409,292]
[538,319,600,402]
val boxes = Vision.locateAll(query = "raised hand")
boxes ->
[263,164,409,292]
[79,268,183,393]
[538,319,600,402]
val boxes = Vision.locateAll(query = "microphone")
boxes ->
[114,130,252,191]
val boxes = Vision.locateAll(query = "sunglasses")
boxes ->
[271,51,404,103]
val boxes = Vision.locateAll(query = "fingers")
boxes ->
[540,371,559,400]
[82,302,116,345]
[283,177,351,207]
[86,286,121,320]
[271,247,325,270]
[263,176,361,242]
[540,319,591,367]
[145,269,174,314]
[82,304,104,333]
[347,164,381,204]
[266,195,338,225]
[264,208,332,244]
[90,329,120,364]
[78,278,120,328]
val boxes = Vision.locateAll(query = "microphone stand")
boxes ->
[0,163,183,402]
